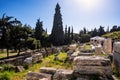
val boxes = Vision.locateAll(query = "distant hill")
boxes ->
[102,31,120,40]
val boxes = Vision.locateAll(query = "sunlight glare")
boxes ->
[75,0,104,12]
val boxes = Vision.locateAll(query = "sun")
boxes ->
[75,0,103,12]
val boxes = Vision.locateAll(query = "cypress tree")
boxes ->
[71,26,73,40]
[64,25,68,44]
[68,26,71,44]
[65,25,67,38]
[51,3,64,46]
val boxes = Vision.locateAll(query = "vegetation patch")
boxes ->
[84,44,92,50]
[0,52,72,80]
[102,31,120,40]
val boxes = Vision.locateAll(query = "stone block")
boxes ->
[52,47,58,53]
[113,42,120,53]
[40,67,57,75]
[103,38,112,54]
[53,69,73,80]
[24,57,32,65]
[46,48,53,55]
[95,46,102,54]
[16,66,25,72]
[71,51,80,57]
[113,52,120,75]
[26,71,52,80]
[73,56,110,67]
[69,44,77,51]
[32,53,43,63]
[73,56,112,79]
[78,53,93,56]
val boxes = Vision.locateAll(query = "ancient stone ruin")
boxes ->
[73,56,113,80]
[113,42,120,75]
[26,55,113,80]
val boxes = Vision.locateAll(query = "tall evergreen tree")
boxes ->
[106,26,109,33]
[64,25,68,44]
[35,19,44,40]
[45,28,47,34]
[51,3,64,46]
[83,27,86,34]
[98,26,105,36]
[35,19,45,47]
[79,30,84,37]
[68,26,71,44]
[71,26,73,40]
[110,25,118,32]
[91,28,98,37]
[65,25,67,38]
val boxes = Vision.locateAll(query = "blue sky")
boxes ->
[0,0,120,33]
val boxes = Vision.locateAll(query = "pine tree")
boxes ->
[51,3,64,46]
[98,26,105,36]
[92,28,98,37]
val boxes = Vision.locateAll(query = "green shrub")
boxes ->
[0,72,10,80]
[1,64,11,71]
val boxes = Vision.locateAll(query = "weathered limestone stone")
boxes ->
[113,52,120,75]
[113,42,120,75]
[71,51,80,57]
[26,71,52,80]
[73,56,112,79]
[103,38,112,54]
[52,47,58,54]
[78,53,93,56]
[16,66,25,72]
[40,48,47,57]
[67,50,73,56]
[32,53,43,63]
[69,44,77,51]
[6,56,25,66]
[95,46,102,54]
[46,48,53,55]
[40,67,57,75]
[113,42,120,53]
[24,57,32,65]
[62,46,69,52]
[53,69,73,80]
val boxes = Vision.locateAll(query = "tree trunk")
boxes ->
[17,48,20,56]
[7,48,9,58]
